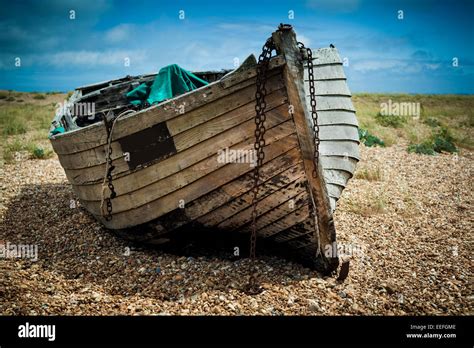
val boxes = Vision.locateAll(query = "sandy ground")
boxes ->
[0,143,472,315]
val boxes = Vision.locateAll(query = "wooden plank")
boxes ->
[74,103,292,202]
[57,141,120,170]
[329,197,337,212]
[304,65,346,81]
[58,83,287,170]
[274,230,312,243]
[306,96,355,112]
[173,88,286,151]
[311,47,342,65]
[167,79,285,136]
[272,218,313,242]
[319,140,360,159]
[306,79,351,96]
[286,234,317,250]
[66,97,289,186]
[326,183,343,199]
[198,163,305,226]
[317,110,358,126]
[272,27,335,254]
[93,132,300,229]
[76,73,156,91]
[202,166,306,228]
[239,190,308,233]
[64,97,287,186]
[168,148,304,232]
[80,119,295,215]
[258,204,310,238]
[319,124,359,141]
[323,169,352,187]
[320,156,358,174]
[51,56,286,155]
[220,55,284,89]
[127,147,304,239]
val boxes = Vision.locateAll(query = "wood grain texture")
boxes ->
[317,110,358,126]
[162,148,303,233]
[258,203,310,239]
[50,56,286,155]
[304,65,345,80]
[73,102,291,202]
[78,105,293,210]
[49,28,360,273]
[239,190,309,233]
[57,75,286,171]
[94,129,299,229]
[272,28,336,256]
[310,47,343,65]
[197,163,305,226]
[209,168,307,230]
[306,46,360,212]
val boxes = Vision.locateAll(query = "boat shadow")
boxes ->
[2,182,323,303]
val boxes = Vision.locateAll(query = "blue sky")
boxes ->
[0,0,472,93]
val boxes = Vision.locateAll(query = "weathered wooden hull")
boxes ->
[50,27,359,272]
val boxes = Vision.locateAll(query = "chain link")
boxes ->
[245,37,275,295]
[103,117,117,221]
[247,36,320,294]
[250,38,274,258]
[297,42,320,178]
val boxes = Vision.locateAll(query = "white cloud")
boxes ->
[297,34,311,47]
[352,59,403,72]
[104,24,133,43]
[42,49,148,67]
[351,58,445,75]
[425,63,441,70]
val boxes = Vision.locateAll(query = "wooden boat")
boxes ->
[49,25,359,273]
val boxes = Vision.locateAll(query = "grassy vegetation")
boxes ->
[2,139,53,163]
[354,165,383,181]
[375,112,407,128]
[0,91,64,164]
[358,128,385,147]
[345,192,387,216]
[407,127,458,155]
[353,94,474,151]
[0,91,472,165]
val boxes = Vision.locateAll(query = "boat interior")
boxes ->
[52,69,233,132]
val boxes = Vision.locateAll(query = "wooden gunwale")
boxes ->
[51,56,286,155]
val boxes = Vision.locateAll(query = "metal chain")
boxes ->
[296,42,323,257]
[245,37,275,295]
[250,37,274,258]
[101,107,139,221]
[103,117,117,221]
[297,42,320,178]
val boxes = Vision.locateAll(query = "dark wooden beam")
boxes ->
[272,25,338,271]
